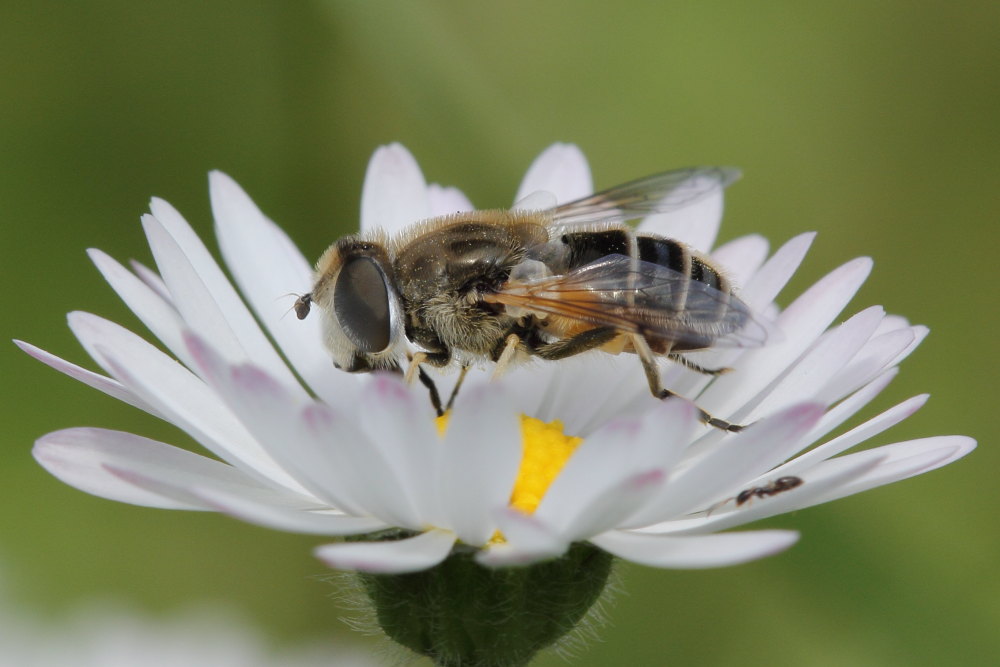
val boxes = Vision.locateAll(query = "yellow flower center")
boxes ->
[435,413,583,514]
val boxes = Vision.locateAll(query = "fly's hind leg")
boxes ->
[668,353,732,376]
[631,334,745,433]
[492,327,617,377]
[533,327,619,361]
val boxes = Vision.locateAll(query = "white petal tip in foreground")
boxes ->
[33,428,210,510]
[476,508,568,568]
[591,530,800,569]
[314,528,457,574]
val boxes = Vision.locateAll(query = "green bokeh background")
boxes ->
[2,3,996,665]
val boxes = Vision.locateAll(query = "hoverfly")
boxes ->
[296,167,771,430]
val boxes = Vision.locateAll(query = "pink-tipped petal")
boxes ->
[314,528,456,574]
[68,313,298,492]
[145,198,305,396]
[33,428,290,510]
[208,171,355,405]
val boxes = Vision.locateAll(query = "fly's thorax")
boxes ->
[310,233,405,372]
[392,212,548,355]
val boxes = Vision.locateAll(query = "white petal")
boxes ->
[146,198,306,396]
[799,436,975,506]
[782,394,928,475]
[427,184,474,215]
[360,143,430,235]
[537,399,699,529]
[739,232,816,311]
[128,259,171,302]
[805,368,898,444]
[700,257,873,420]
[477,509,567,567]
[559,469,665,541]
[745,306,885,416]
[885,324,928,367]
[15,340,160,417]
[638,171,727,252]
[354,374,445,524]
[592,529,799,568]
[710,234,770,287]
[514,143,593,204]
[194,487,386,536]
[68,312,297,491]
[88,249,190,368]
[314,528,456,574]
[33,427,292,510]
[641,455,881,535]
[439,382,522,545]
[183,332,364,513]
[647,403,825,521]
[297,402,422,528]
[817,326,921,405]
[209,171,355,405]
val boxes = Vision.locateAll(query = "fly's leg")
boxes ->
[406,350,452,417]
[631,334,745,433]
[533,327,619,360]
[668,353,732,376]
[443,364,471,413]
[416,366,444,417]
[492,334,521,379]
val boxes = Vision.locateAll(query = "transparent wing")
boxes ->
[483,254,770,350]
[547,167,740,228]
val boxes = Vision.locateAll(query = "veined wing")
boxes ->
[546,167,741,228]
[483,254,770,349]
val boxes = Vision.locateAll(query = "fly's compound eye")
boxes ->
[333,255,392,353]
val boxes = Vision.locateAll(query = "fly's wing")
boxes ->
[483,254,771,350]
[547,167,740,228]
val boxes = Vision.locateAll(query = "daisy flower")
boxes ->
[19,143,974,665]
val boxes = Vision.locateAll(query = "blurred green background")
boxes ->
[1,2,997,665]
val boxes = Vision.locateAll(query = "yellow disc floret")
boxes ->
[435,412,583,514]
[510,416,582,513]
